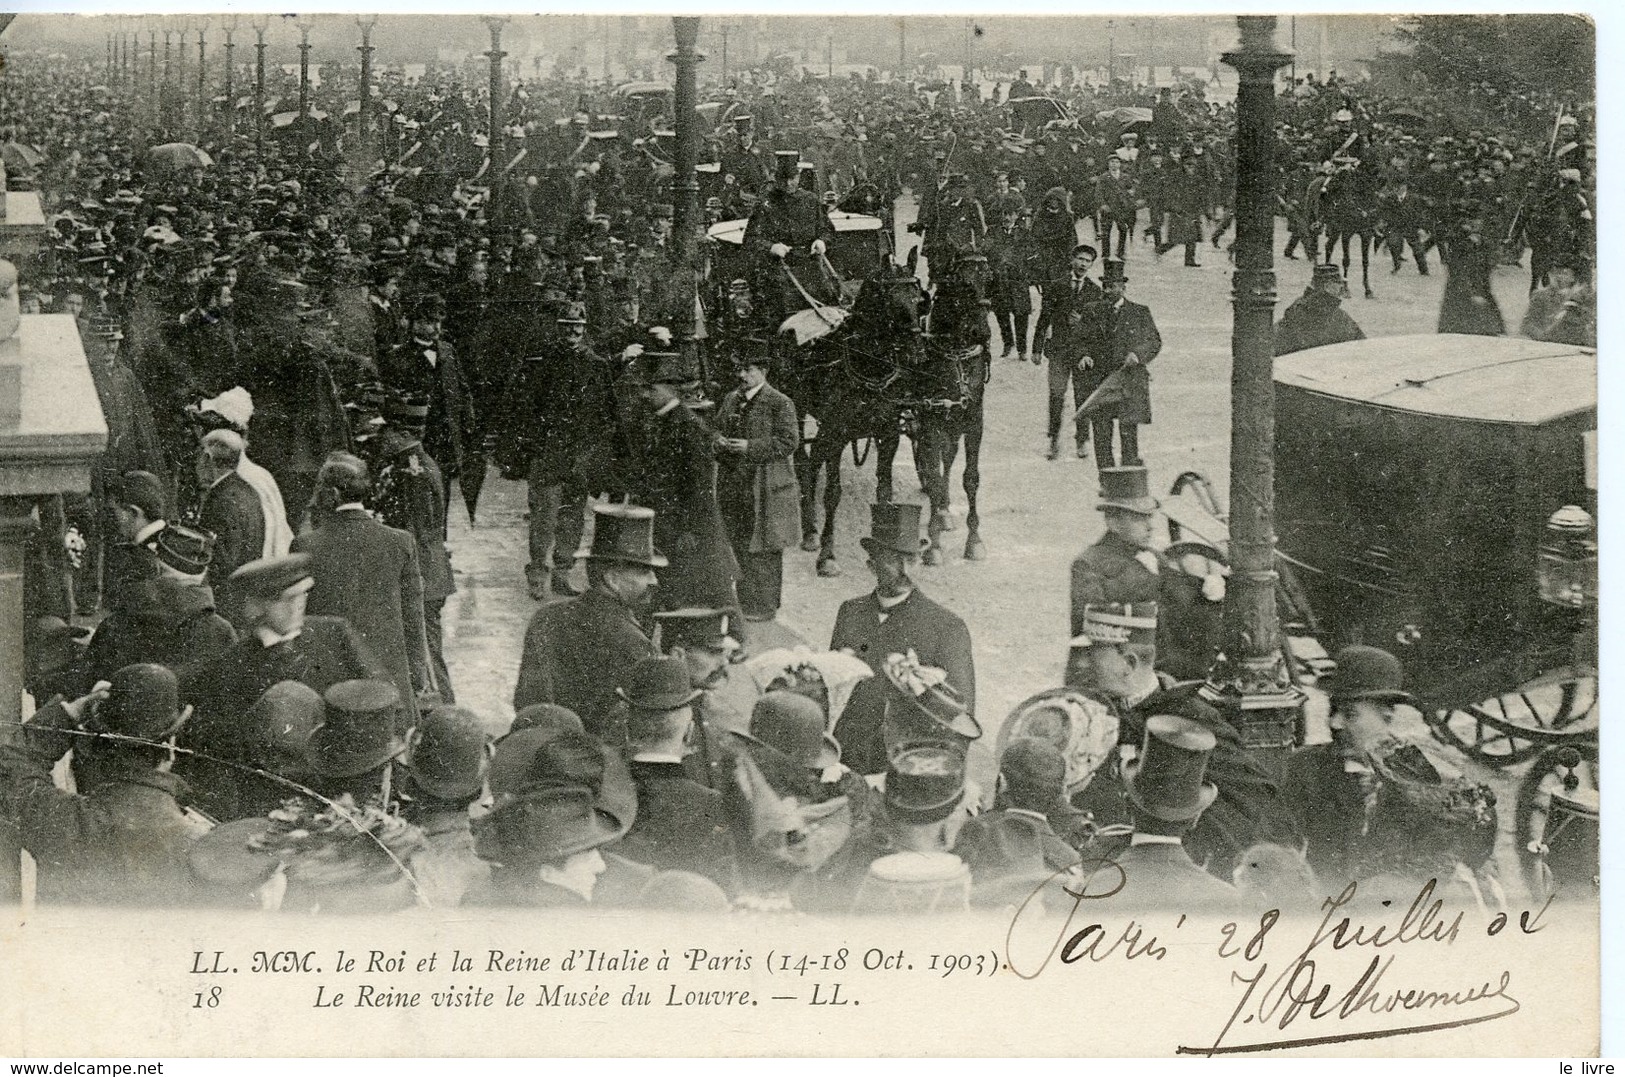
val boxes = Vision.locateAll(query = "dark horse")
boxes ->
[1320,165,1379,299]
[776,251,930,577]
[913,249,992,566]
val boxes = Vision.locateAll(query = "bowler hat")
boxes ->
[247,680,324,775]
[884,741,967,824]
[229,553,314,601]
[93,663,187,744]
[408,293,446,322]
[309,679,405,778]
[404,706,490,801]
[473,784,626,867]
[748,691,841,771]
[616,655,702,712]
[1096,465,1158,515]
[1122,714,1219,823]
[860,502,927,557]
[154,522,215,576]
[580,503,668,567]
[1327,645,1413,705]
[505,703,584,743]
[1071,243,1099,260]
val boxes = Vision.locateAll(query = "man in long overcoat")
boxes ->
[1081,258,1162,468]
[1041,244,1103,461]
[291,453,432,726]
[380,293,479,488]
[711,346,801,623]
[512,504,663,744]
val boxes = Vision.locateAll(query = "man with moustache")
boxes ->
[512,504,664,743]
[830,503,977,777]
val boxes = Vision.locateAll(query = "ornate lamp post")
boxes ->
[147,27,158,127]
[357,16,378,143]
[1199,16,1302,757]
[297,18,314,122]
[195,17,209,134]
[670,17,702,255]
[483,17,510,179]
[222,16,238,134]
[252,16,270,155]
[1106,19,1116,84]
[176,18,190,132]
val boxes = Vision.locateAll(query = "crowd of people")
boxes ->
[0,29,1591,916]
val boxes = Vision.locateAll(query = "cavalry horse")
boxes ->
[1318,163,1379,299]
[913,249,992,566]
[772,250,930,577]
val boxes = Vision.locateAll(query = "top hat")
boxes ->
[1096,465,1157,515]
[229,553,315,602]
[154,522,216,576]
[580,504,668,568]
[616,655,702,712]
[731,113,754,129]
[860,502,927,557]
[1100,257,1129,284]
[93,663,187,744]
[730,335,774,368]
[404,705,490,802]
[747,691,841,771]
[1327,645,1413,705]
[309,679,406,777]
[1070,601,1158,649]
[884,740,967,824]
[774,149,801,182]
[1122,714,1219,822]
[653,607,737,652]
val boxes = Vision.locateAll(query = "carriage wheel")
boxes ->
[1514,740,1599,901]
[1425,673,1597,769]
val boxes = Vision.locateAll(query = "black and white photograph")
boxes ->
[0,7,1606,1059]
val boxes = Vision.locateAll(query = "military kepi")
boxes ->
[1070,601,1157,649]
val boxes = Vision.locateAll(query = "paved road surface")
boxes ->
[439,190,1554,896]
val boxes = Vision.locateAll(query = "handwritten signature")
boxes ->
[1001,860,1548,1055]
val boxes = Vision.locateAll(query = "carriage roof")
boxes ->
[1273,334,1596,426]
[706,211,885,245]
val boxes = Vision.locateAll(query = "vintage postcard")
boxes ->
[0,5,1604,1059]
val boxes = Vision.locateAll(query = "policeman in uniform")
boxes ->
[1070,466,1161,646]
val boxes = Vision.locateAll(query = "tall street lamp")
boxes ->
[222,16,238,134]
[297,18,314,122]
[196,17,210,136]
[1200,15,1301,756]
[483,16,510,196]
[252,16,270,155]
[357,16,379,143]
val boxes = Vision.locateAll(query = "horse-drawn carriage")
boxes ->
[705,210,891,306]
[1161,334,1598,900]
